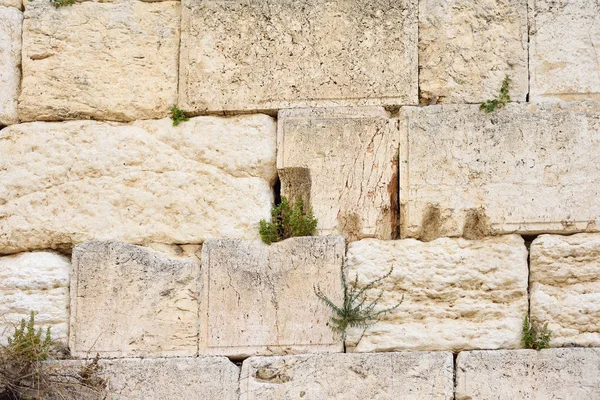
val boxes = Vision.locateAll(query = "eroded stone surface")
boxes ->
[0,0,20,9]
[400,102,600,239]
[278,107,399,241]
[0,6,21,126]
[530,233,600,347]
[346,235,528,352]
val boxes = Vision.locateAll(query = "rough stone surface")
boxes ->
[278,107,399,241]
[345,235,528,352]
[0,116,276,253]
[530,233,600,347]
[456,349,600,400]
[69,241,200,358]
[19,0,179,122]
[240,352,454,400]
[0,0,20,9]
[419,0,528,104]
[0,6,21,126]
[400,102,600,239]
[179,0,418,113]
[529,0,600,101]
[200,237,344,358]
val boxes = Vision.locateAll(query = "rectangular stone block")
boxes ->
[0,6,21,126]
[530,233,600,347]
[0,115,276,253]
[200,236,344,358]
[240,352,454,400]
[419,0,528,104]
[179,0,418,113]
[19,0,179,122]
[529,0,600,101]
[69,241,200,358]
[346,235,528,352]
[278,107,399,241]
[456,349,600,399]
[400,102,600,239]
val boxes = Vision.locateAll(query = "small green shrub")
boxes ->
[259,196,318,244]
[50,0,75,8]
[480,75,511,113]
[170,105,189,126]
[522,316,552,350]
[7,311,53,362]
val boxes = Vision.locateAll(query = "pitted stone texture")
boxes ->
[179,0,418,113]
[0,0,20,8]
[530,233,600,347]
[456,349,600,400]
[530,0,600,101]
[346,235,528,352]
[19,0,179,122]
[0,116,276,253]
[0,252,69,344]
[400,102,600,239]
[240,352,454,400]
[419,0,528,104]
[70,241,199,358]
[200,237,344,358]
[0,6,21,126]
[278,108,399,241]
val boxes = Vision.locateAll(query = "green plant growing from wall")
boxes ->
[480,74,511,113]
[522,315,552,350]
[7,311,53,362]
[50,0,75,8]
[259,196,318,244]
[170,104,189,126]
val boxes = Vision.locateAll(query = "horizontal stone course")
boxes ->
[0,6,21,126]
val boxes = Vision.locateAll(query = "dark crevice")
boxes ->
[273,175,281,206]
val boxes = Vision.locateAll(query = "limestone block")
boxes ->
[278,107,399,241]
[530,233,600,347]
[240,352,454,400]
[179,0,418,113]
[0,6,21,126]
[400,102,600,239]
[456,349,600,399]
[419,0,528,104]
[200,236,344,358]
[0,0,20,9]
[69,241,200,358]
[19,0,179,122]
[0,252,70,344]
[530,0,600,101]
[345,235,528,352]
[0,115,276,253]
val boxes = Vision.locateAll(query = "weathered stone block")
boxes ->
[400,102,600,239]
[278,107,399,241]
[530,0,600,101]
[240,352,454,400]
[0,115,276,253]
[456,349,600,399]
[419,0,528,104]
[0,0,20,9]
[0,6,21,126]
[530,233,600,347]
[69,241,200,358]
[19,0,179,122]
[179,0,418,113]
[346,235,528,352]
[200,236,344,358]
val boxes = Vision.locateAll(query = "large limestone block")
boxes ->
[419,0,528,104]
[456,349,600,399]
[530,0,600,101]
[69,241,200,358]
[400,102,600,239]
[278,108,399,241]
[19,0,179,122]
[179,0,418,113]
[240,352,454,400]
[0,115,276,253]
[346,235,528,352]
[530,233,600,347]
[200,236,344,358]
[0,6,21,126]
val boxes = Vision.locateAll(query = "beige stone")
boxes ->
[0,6,21,125]
[69,241,200,358]
[0,116,276,253]
[19,0,179,122]
[456,349,600,399]
[278,107,399,241]
[345,235,528,352]
[400,102,600,239]
[179,0,418,113]
[0,0,21,9]
[419,0,528,104]
[200,237,344,358]
[529,0,600,101]
[530,233,600,347]
[240,352,454,400]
